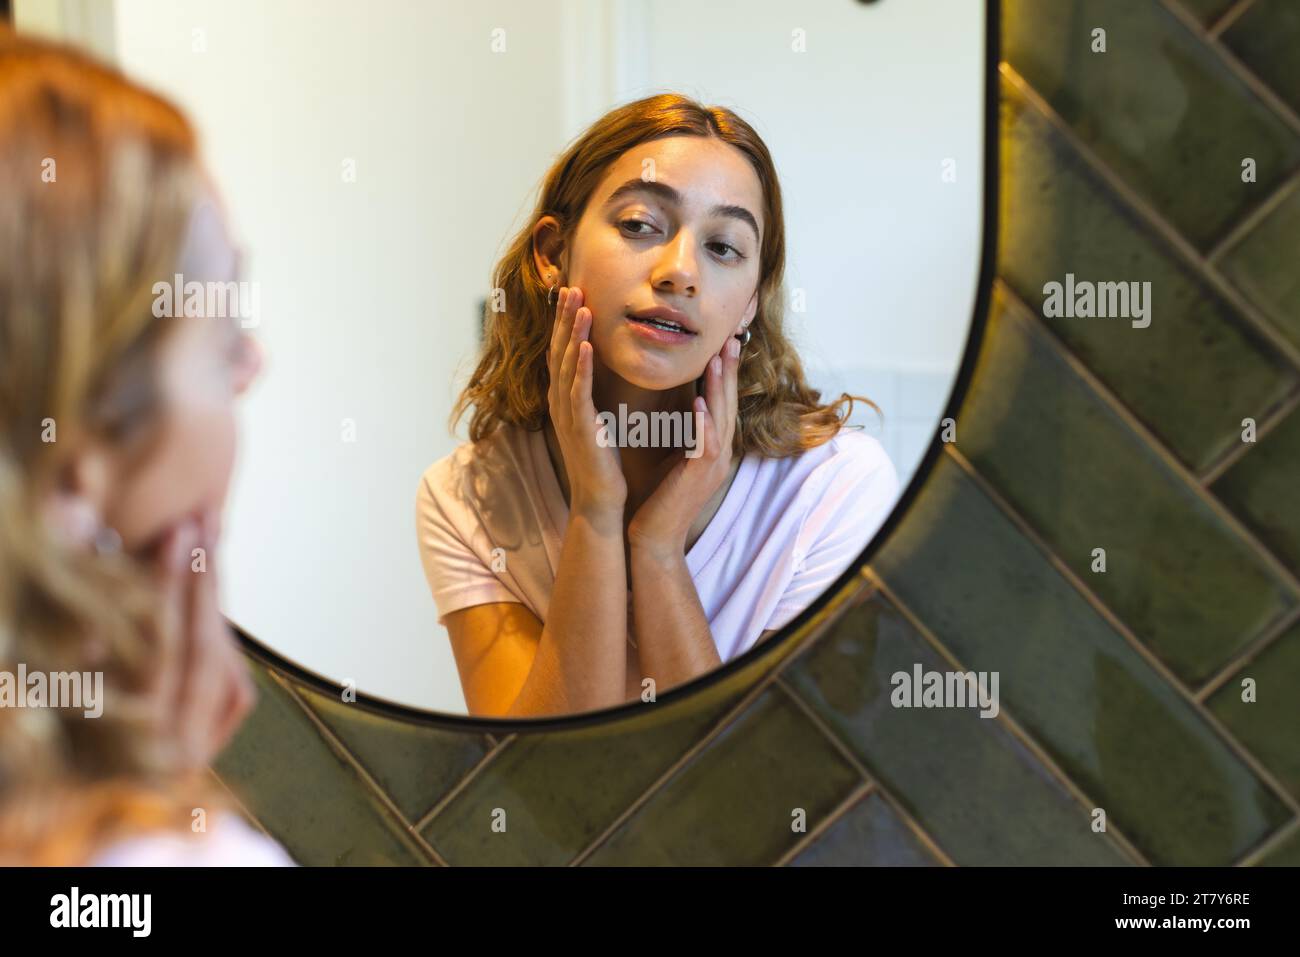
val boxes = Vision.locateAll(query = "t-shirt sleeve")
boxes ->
[764,433,900,632]
[415,462,521,626]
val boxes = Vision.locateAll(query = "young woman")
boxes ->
[417,94,900,719]
[0,29,290,865]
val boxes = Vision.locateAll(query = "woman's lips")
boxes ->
[625,315,697,344]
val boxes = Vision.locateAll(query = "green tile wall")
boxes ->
[215,0,1300,866]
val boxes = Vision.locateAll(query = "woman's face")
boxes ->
[549,134,765,390]
[103,197,263,557]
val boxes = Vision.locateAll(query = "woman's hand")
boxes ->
[146,509,256,771]
[546,285,627,517]
[627,335,742,556]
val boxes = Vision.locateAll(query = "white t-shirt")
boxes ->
[89,812,296,866]
[416,422,899,661]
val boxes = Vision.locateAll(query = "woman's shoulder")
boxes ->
[758,426,897,494]
[816,427,895,474]
[416,422,535,501]
[764,427,900,519]
[89,812,296,867]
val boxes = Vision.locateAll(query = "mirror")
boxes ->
[24,0,987,717]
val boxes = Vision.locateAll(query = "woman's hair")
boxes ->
[450,92,877,457]
[0,28,229,863]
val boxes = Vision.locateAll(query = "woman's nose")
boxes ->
[654,232,699,295]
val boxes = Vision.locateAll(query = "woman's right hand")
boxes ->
[146,510,256,772]
[546,285,627,517]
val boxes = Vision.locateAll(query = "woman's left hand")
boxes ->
[627,335,742,556]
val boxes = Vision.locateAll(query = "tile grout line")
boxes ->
[864,566,1151,867]
[1001,62,1300,374]
[940,445,1300,820]
[770,782,874,868]
[1196,602,1300,702]
[1205,166,1300,264]
[206,764,279,844]
[412,733,518,834]
[565,574,878,866]
[1206,0,1258,39]
[771,675,880,784]
[1235,814,1299,866]
[269,670,448,866]
[208,670,278,844]
[1198,386,1300,486]
[998,279,1300,603]
[566,670,783,867]
[775,675,957,867]
[1160,0,1300,138]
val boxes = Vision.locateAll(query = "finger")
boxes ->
[555,291,586,421]
[724,335,741,428]
[233,656,257,719]
[703,354,728,459]
[695,394,721,462]
[559,305,589,406]
[177,521,228,765]
[547,287,571,376]
[214,651,254,754]
[151,520,196,719]
[549,286,583,378]
[573,337,607,433]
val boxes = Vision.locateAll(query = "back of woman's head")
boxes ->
[0,27,213,862]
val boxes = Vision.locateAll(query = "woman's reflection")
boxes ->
[416,94,899,718]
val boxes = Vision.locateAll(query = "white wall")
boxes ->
[607,0,984,488]
[25,0,984,712]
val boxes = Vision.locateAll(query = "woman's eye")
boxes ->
[621,218,746,263]
[708,241,745,262]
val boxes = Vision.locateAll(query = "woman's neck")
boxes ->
[543,361,723,515]
[590,359,698,426]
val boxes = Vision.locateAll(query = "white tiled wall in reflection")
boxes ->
[810,362,957,491]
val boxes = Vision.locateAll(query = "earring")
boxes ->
[547,273,559,307]
[735,326,752,347]
[92,524,123,556]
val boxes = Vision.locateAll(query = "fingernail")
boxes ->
[711,356,722,376]
[729,338,740,358]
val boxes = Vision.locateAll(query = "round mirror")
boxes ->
[52,0,988,716]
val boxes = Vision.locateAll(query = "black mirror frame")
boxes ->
[232,0,1002,734]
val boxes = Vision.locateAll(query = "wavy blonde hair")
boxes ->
[451,93,877,456]
[0,28,231,864]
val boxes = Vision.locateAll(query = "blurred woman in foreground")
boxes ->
[0,28,289,865]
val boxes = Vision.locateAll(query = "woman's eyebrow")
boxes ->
[602,178,760,245]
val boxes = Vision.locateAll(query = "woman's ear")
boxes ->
[41,448,114,549]
[531,216,566,285]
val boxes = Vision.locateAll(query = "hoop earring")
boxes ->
[547,283,558,307]
[735,327,752,347]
